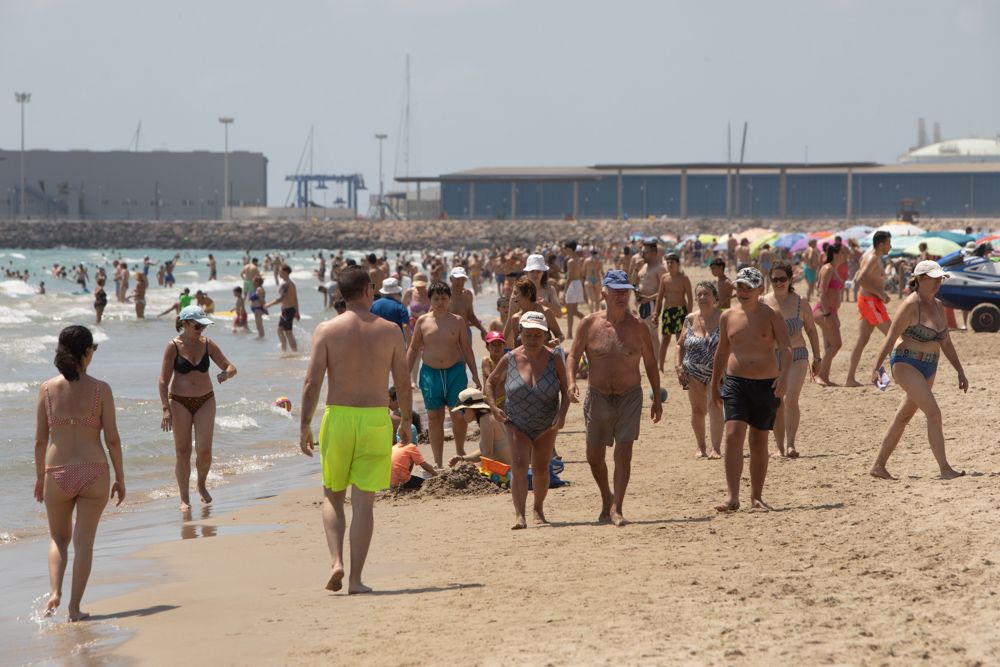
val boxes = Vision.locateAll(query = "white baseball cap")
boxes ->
[379,277,402,295]
[519,311,549,331]
[449,267,469,280]
[523,254,549,272]
[913,260,949,279]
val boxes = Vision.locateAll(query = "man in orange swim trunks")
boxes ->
[845,231,892,387]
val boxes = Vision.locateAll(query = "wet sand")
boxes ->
[33,273,1000,665]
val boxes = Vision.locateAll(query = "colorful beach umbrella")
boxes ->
[775,233,806,249]
[698,234,718,245]
[924,230,975,246]
[739,227,776,242]
[750,232,780,258]
[837,225,875,239]
[874,222,924,237]
[902,237,961,257]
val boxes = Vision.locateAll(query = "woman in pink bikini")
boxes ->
[34,325,125,621]
[813,243,848,385]
[159,306,237,511]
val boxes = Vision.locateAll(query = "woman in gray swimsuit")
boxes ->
[675,281,723,459]
[763,261,822,458]
[484,311,570,530]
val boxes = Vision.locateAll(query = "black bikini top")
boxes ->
[173,340,211,374]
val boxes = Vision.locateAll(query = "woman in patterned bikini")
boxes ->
[159,305,237,511]
[763,262,822,458]
[34,325,125,621]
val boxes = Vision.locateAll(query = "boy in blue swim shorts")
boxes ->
[407,280,482,467]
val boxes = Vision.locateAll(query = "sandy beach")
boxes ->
[75,271,1000,667]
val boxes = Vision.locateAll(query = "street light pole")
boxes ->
[374,133,387,220]
[219,117,234,220]
[15,92,30,219]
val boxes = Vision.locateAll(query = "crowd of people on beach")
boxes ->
[31,223,982,612]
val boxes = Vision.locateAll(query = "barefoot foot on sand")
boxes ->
[715,500,740,513]
[68,609,90,622]
[869,465,897,480]
[610,509,628,527]
[707,449,722,460]
[750,498,773,511]
[786,446,799,459]
[695,448,707,459]
[597,510,611,524]
[843,379,862,388]
[348,583,372,595]
[325,567,344,592]
[43,593,60,617]
[198,486,212,504]
[533,509,549,525]
[511,514,527,530]
[940,468,966,480]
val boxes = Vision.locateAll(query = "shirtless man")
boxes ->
[367,253,385,292]
[635,240,667,363]
[241,257,261,297]
[803,239,822,300]
[563,241,585,338]
[582,248,604,313]
[709,258,734,309]
[568,270,662,526]
[654,253,693,373]
[299,265,412,595]
[407,281,481,467]
[735,239,751,269]
[711,267,791,512]
[265,265,300,352]
[845,231,893,387]
[207,254,217,281]
[316,251,326,282]
[448,267,488,342]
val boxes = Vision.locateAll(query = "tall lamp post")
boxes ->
[374,133,387,220]
[15,92,31,219]
[218,117,234,220]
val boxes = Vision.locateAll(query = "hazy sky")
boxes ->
[2,0,998,206]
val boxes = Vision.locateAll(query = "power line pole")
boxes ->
[375,133,387,220]
[219,116,234,220]
[15,92,31,219]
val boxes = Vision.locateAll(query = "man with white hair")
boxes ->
[448,266,487,343]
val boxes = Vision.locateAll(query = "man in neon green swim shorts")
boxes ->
[299,265,413,595]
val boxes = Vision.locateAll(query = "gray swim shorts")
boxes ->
[584,385,643,447]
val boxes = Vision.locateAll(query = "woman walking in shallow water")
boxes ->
[484,311,570,529]
[35,326,125,621]
[159,305,237,510]
[869,260,967,480]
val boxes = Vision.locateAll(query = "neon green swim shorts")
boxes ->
[319,405,393,492]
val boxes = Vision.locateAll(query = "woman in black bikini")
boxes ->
[159,305,237,510]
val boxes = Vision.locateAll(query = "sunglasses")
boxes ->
[192,323,206,331]
[771,276,790,284]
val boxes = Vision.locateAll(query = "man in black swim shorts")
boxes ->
[266,264,300,352]
[710,267,792,513]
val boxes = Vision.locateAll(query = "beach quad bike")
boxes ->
[937,245,1000,333]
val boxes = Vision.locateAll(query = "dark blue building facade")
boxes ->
[436,166,1000,220]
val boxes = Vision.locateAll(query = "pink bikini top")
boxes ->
[44,383,102,429]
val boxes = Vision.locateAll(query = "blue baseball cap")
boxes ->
[602,270,635,290]
[178,305,213,325]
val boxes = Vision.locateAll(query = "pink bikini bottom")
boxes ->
[46,462,108,497]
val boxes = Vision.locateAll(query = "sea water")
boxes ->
[0,246,487,546]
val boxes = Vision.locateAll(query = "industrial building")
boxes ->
[402,138,1000,220]
[0,149,267,220]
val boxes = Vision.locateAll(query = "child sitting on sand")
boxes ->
[390,441,438,490]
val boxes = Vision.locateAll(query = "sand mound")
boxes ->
[418,462,501,498]
[378,462,502,502]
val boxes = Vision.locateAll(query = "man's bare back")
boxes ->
[310,311,405,407]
